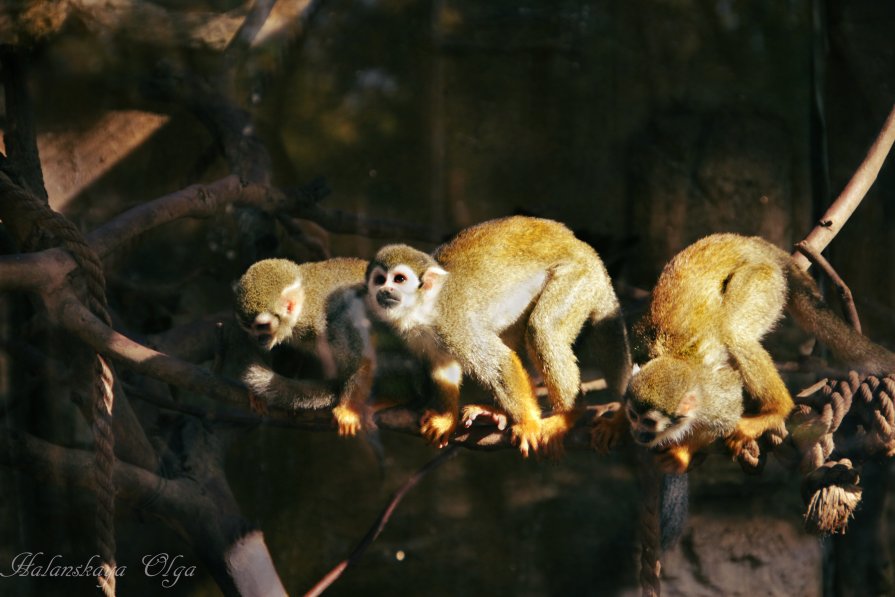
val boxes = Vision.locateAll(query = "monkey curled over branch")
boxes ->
[594,233,895,473]
[227,257,373,435]
[365,215,632,456]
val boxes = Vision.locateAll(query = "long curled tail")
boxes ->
[784,259,895,374]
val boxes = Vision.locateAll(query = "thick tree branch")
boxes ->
[5,0,247,49]
[51,289,250,406]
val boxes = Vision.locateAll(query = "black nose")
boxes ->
[635,431,655,445]
[377,289,400,308]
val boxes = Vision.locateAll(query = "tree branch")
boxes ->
[792,103,895,270]
[0,425,286,595]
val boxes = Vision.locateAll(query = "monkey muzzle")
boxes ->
[376,288,401,309]
[251,321,275,350]
[634,431,656,445]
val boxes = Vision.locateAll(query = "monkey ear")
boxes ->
[280,282,305,315]
[420,266,448,295]
[676,391,698,415]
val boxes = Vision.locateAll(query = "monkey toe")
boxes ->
[539,412,577,457]
[420,410,457,447]
[248,392,270,416]
[511,419,542,458]
[461,404,508,430]
[333,404,363,437]
[765,421,788,447]
[726,432,762,471]
[590,421,621,454]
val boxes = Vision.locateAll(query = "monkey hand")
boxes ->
[333,403,364,437]
[653,444,693,474]
[420,409,458,448]
[590,407,628,454]
[726,415,789,472]
[725,430,762,472]
[461,404,508,431]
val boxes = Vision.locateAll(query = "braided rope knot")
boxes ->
[789,373,895,534]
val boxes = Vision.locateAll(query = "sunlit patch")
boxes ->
[432,361,462,386]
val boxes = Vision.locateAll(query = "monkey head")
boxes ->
[626,356,700,449]
[234,259,305,350]
[365,245,448,330]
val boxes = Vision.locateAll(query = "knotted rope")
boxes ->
[627,369,895,596]
[785,372,895,534]
[1,174,117,596]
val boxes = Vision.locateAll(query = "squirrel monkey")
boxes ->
[602,233,895,473]
[365,216,632,456]
[231,257,371,435]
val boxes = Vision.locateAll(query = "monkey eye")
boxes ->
[394,273,407,284]
[640,417,658,430]
[373,274,386,285]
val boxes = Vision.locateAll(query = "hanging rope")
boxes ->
[786,372,895,534]
[637,449,662,597]
[631,369,895,596]
[1,175,117,595]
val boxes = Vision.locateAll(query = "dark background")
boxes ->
[1,1,894,595]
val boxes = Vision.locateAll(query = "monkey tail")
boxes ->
[784,259,895,373]
[583,305,633,399]
[659,473,689,550]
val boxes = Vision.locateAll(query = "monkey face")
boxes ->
[366,263,424,321]
[625,398,690,448]
[236,280,304,351]
[234,259,306,350]
[366,260,448,331]
[626,357,699,449]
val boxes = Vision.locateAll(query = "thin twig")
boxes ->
[304,445,461,597]
[794,241,862,333]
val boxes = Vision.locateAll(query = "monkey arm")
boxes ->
[240,362,337,412]
[717,262,794,454]
[724,343,793,453]
[420,360,463,448]
[331,357,375,436]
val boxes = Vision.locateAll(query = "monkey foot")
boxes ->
[539,411,581,458]
[590,408,628,455]
[248,392,269,416]
[461,404,508,431]
[653,444,693,474]
[420,410,458,448]
[333,404,363,437]
[511,419,542,458]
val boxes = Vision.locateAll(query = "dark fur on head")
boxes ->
[368,245,439,281]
